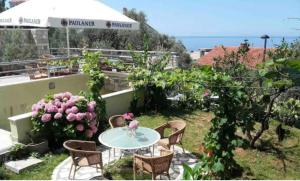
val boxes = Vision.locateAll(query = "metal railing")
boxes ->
[0,48,178,77]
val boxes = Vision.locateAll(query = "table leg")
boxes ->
[108,149,111,162]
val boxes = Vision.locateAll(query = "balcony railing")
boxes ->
[0,48,178,78]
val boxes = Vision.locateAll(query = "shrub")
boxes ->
[9,144,29,160]
[0,167,8,180]
[31,92,99,149]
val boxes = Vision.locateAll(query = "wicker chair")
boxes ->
[63,140,103,180]
[25,65,48,80]
[155,120,186,152]
[109,115,126,128]
[133,149,174,180]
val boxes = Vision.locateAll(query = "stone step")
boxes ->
[0,129,14,156]
[5,157,43,174]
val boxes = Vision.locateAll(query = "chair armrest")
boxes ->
[160,149,173,156]
[154,123,169,138]
[168,130,182,145]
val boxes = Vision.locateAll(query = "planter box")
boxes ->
[26,140,49,154]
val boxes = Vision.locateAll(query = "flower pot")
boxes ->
[26,140,49,154]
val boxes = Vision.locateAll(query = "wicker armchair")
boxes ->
[133,149,174,180]
[155,120,186,152]
[109,115,126,128]
[63,140,103,180]
[25,65,48,80]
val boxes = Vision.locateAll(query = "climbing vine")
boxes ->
[82,51,107,131]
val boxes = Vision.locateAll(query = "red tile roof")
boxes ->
[197,46,270,68]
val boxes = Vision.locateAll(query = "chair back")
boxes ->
[151,150,174,174]
[108,115,126,128]
[63,140,97,165]
[134,150,174,175]
[168,120,186,144]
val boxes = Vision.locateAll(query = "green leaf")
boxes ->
[183,163,193,180]
[212,160,225,173]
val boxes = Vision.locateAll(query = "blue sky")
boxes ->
[100,0,300,37]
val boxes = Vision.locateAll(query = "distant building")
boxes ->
[190,48,212,61]
[197,45,271,68]
[9,0,28,8]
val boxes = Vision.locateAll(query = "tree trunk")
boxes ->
[249,91,283,147]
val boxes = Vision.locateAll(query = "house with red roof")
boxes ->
[197,46,271,68]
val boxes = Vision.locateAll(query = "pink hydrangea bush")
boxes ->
[31,92,98,146]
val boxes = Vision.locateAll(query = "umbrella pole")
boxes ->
[66,26,70,57]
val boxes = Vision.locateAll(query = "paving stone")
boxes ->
[5,157,43,174]
[52,145,197,180]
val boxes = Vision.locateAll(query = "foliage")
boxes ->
[0,29,38,61]
[9,144,29,160]
[273,98,300,127]
[82,51,107,131]
[164,68,209,109]
[31,92,98,149]
[183,40,300,178]
[0,0,6,13]
[128,35,171,110]
[47,58,79,67]
[0,167,8,180]
[47,8,191,67]
[101,59,133,72]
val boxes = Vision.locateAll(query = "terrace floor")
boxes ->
[52,145,197,180]
[2,110,300,179]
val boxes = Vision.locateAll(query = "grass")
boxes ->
[2,109,300,180]
[136,110,300,179]
[1,153,68,180]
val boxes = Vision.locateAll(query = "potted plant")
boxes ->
[26,132,49,154]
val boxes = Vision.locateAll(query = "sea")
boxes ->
[176,36,300,52]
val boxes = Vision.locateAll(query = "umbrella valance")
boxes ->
[0,0,139,30]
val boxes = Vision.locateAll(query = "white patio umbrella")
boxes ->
[0,0,139,56]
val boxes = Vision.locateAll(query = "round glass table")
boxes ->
[99,127,161,150]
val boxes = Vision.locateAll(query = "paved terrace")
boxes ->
[52,145,197,180]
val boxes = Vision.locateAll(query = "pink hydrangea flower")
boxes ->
[41,114,51,122]
[90,101,96,107]
[89,120,97,126]
[76,113,85,121]
[91,112,97,119]
[90,125,98,134]
[61,103,67,110]
[32,111,38,117]
[123,113,134,120]
[87,104,95,112]
[129,120,139,129]
[66,100,76,108]
[65,108,72,114]
[46,104,58,113]
[32,104,43,112]
[86,112,93,120]
[76,124,85,132]
[54,93,63,100]
[85,129,93,138]
[54,113,62,119]
[58,108,64,113]
[67,113,76,122]
[63,92,72,99]
[71,106,79,114]
[54,101,62,108]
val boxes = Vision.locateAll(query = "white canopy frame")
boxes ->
[0,0,139,57]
